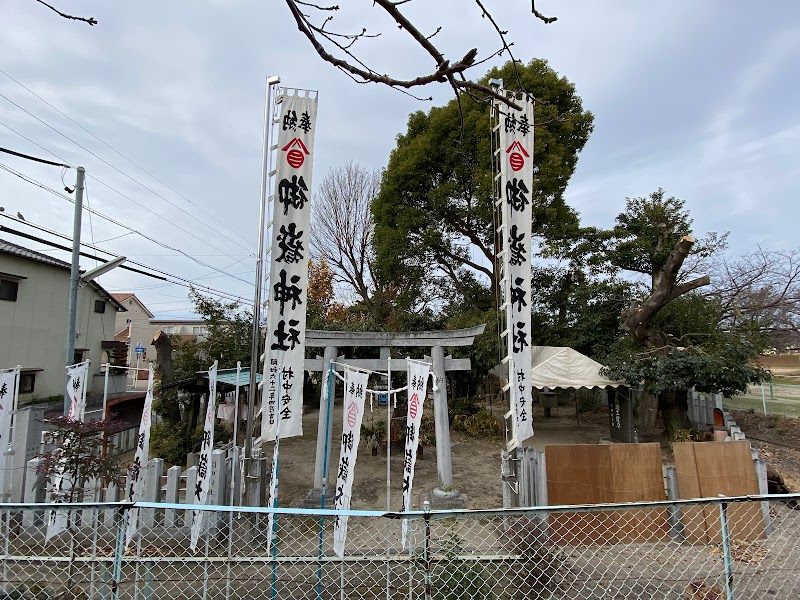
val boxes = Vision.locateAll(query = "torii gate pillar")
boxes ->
[301,325,485,508]
[431,344,454,491]
[312,345,338,493]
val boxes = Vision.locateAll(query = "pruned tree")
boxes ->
[284,0,558,108]
[601,190,766,437]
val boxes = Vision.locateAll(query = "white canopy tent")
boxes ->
[530,346,625,390]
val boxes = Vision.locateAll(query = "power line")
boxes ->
[0,118,253,266]
[0,160,256,286]
[0,89,255,254]
[0,145,70,168]
[0,218,251,303]
[0,68,255,250]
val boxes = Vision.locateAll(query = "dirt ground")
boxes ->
[729,409,800,493]
[270,398,800,510]
[272,400,611,510]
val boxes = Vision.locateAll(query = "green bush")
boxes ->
[461,410,501,439]
[149,422,200,466]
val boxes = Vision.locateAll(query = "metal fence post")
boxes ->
[718,500,735,600]
[423,501,432,600]
[112,506,128,600]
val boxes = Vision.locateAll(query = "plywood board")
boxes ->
[546,444,667,544]
[673,441,764,544]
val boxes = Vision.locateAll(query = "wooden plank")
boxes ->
[546,445,615,544]
[609,444,669,542]
[673,441,764,544]
[673,442,715,544]
[546,444,667,544]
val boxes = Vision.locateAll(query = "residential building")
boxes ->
[0,239,125,403]
[112,294,207,367]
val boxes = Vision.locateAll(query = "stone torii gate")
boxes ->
[303,324,485,506]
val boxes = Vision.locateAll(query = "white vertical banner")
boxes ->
[0,367,20,500]
[262,89,319,442]
[401,359,431,549]
[190,362,218,552]
[332,367,368,558]
[46,360,91,541]
[66,361,89,422]
[125,366,155,547]
[498,93,535,444]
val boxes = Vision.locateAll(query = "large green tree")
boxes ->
[372,59,594,304]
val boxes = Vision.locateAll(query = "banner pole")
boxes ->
[317,360,335,600]
[385,356,392,600]
[245,75,281,468]
[102,363,110,459]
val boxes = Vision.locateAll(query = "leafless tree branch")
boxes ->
[531,1,558,24]
[283,0,561,109]
[34,0,97,26]
[311,162,382,309]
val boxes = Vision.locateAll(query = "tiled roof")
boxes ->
[0,238,126,311]
[0,238,71,270]
[111,292,154,317]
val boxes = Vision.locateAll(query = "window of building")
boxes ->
[94,300,106,313]
[0,278,19,302]
[19,373,35,394]
[192,326,202,335]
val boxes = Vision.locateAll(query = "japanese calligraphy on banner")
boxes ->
[333,366,368,558]
[265,365,284,558]
[66,361,89,421]
[401,359,431,549]
[125,366,155,547]
[190,362,217,552]
[262,90,319,442]
[0,367,20,499]
[497,93,535,444]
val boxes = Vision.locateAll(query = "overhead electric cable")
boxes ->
[0,160,255,286]
[0,68,254,250]
[0,118,253,264]
[0,89,254,254]
[0,221,250,303]
[0,145,70,167]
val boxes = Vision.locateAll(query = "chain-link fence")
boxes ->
[2,494,799,599]
[726,383,800,418]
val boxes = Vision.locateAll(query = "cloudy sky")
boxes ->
[1,0,798,319]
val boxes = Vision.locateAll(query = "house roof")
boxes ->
[0,238,126,311]
[111,292,155,318]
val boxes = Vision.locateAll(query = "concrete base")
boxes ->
[425,487,466,509]
[299,487,335,509]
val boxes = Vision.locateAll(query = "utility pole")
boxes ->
[64,166,85,416]
[245,76,281,466]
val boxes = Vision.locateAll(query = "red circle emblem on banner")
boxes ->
[409,393,419,419]
[287,149,305,168]
[347,402,358,427]
[509,152,524,171]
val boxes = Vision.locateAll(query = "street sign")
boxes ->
[135,342,145,356]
